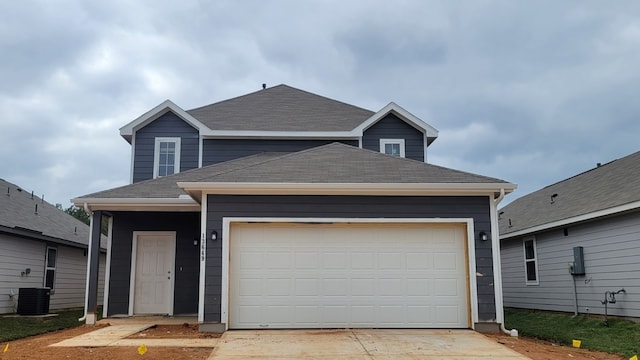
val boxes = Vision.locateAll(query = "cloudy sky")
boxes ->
[1,1,639,208]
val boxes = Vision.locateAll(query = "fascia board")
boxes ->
[119,100,209,141]
[500,200,640,240]
[352,102,439,139]
[201,130,360,139]
[178,182,516,196]
[71,197,201,212]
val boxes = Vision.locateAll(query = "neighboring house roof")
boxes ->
[74,143,515,211]
[119,84,438,143]
[0,178,94,248]
[499,150,640,239]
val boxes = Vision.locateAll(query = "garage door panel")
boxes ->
[229,223,469,329]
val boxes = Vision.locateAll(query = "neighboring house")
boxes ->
[0,179,105,314]
[73,84,516,332]
[499,150,640,318]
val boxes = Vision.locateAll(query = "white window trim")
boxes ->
[153,137,181,178]
[523,236,539,285]
[44,246,57,290]
[379,138,406,157]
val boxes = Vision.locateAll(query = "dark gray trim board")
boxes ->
[204,195,496,326]
[202,139,359,166]
[105,211,200,315]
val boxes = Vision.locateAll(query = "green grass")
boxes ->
[0,309,86,342]
[505,307,640,358]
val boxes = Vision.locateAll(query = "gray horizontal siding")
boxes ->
[0,234,45,314]
[202,139,359,166]
[133,111,200,183]
[204,195,494,326]
[0,234,105,314]
[106,212,200,316]
[501,211,640,318]
[362,114,424,162]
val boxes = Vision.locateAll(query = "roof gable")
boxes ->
[499,150,640,238]
[355,102,439,145]
[119,100,208,143]
[1,179,93,247]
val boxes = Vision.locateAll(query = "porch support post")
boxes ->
[85,210,102,324]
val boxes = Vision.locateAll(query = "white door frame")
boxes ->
[221,217,477,330]
[128,231,176,316]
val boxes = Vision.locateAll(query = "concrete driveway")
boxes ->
[208,329,529,359]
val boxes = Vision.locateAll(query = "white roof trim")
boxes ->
[353,102,439,140]
[200,130,360,139]
[501,199,640,240]
[119,100,209,142]
[178,182,515,200]
[119,100,439,142]
[71,197,201,212]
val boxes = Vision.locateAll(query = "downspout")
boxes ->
[78,202,92,322]
[493,189,518,336]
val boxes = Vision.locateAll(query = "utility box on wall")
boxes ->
[571,246,585,275]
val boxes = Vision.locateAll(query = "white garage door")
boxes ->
[229,222,469,329]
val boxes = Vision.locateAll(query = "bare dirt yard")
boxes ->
[0,325,626,359]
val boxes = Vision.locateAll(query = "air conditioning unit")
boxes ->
[17,288,51,315]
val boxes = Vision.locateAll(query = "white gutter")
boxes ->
[178,182,516,197]
[492,189,518,336]
[79,203,92,323]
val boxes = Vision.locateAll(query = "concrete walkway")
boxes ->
[50,324,219,348]
[209,329,530,359]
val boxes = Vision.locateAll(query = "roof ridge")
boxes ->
[186,84,374,114]
[534,150,639,192]
[186,85,283,112]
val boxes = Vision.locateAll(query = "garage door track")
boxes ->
[208,329,529,359]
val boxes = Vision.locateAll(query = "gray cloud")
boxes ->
[1,0,640,206]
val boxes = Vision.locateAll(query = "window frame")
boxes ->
[523,236,539,285]
[379,138,406,158]
[44,246,57,290]
[153,137,181,178]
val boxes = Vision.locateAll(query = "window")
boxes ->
[523,237,539,285]
[379,139,405,157]
[153,137,181,178]
[44,246,57,290]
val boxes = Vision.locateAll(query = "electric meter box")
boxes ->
[571,246,585,275]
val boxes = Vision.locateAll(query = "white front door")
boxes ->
[132,232,176,315]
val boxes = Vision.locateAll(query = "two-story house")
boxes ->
[73,84,516,333]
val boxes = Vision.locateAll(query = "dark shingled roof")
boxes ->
[499,150,640,237]
[76,143,510,200]
[1,179,94,247]
[186,84,375,131]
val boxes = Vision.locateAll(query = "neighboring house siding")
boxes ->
[0,234,45,314]
[132,112,199,183]
[201,139,359,166]
[0,234,105,314]
[107,212,200,316]
[501,211,640,318]
[49,247,106,310]
[362,114,424,162]
[204,195,494,325]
